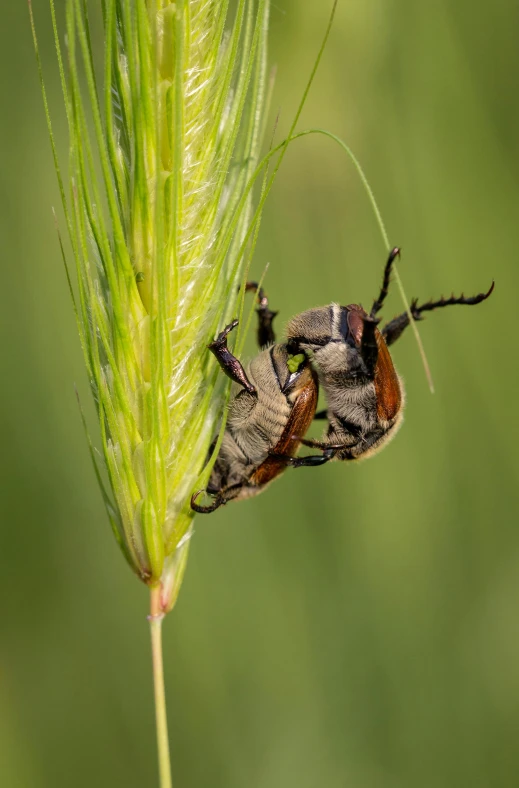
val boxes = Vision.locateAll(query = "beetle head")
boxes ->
[286,303,402,422]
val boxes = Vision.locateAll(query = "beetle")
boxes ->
[284,247,494,463]
[191,249,494,512]
[190,286,328,514]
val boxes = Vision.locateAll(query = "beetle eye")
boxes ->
[337,305,366,345]
[346,309,365,346]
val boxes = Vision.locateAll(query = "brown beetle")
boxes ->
[192,249,494,512]
[191,295,324,514]
[285,248,494,463]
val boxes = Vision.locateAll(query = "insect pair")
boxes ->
[191,248,494,513]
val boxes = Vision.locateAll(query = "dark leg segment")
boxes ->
[209,320,256,394]
[191,489,224,514]
[359,314,380,378]
[382,281,494,347]
[370,246,401,318]
[299,438,346,451]
[381,312,411,347]
[245,282,278,347]
[191,481,245,514]
[299,437,365,462]
[269,448,336,467]
[313,409,329,420]
[409,281,495,317]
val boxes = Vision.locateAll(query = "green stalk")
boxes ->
[149,586,172,788]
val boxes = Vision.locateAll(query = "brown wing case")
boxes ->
[250,368,318,487]
[374,330,401,421]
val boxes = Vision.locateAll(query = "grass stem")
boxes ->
[149,586,172,788]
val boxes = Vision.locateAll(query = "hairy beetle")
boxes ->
[285,247,494,463]
[191,288,327,514]
[191,250,494,512]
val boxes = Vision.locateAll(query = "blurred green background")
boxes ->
[1,1,518,786]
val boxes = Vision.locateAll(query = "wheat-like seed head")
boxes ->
[37,0,270,609]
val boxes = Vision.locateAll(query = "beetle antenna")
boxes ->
[370,247,401,318]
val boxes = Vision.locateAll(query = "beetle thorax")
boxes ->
[311,341,366,386]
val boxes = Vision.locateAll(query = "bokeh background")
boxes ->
[1,1,518,786]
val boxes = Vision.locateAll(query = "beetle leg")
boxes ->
[209,320,257,394]
[298,437,345,450]
[359,314,380,378]
[381,281,494,347]
[299,437,368,462]
[269,448,336,467]
[313,409,328,420]
[291,450,335,467]
[380,312,410,346]
[370,247,401,318]
[191,481,245,514]
[245,281,278,347]
[410,281,495,316]
[191,489,224,514]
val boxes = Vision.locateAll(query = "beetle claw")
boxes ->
[191,489,224,514]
